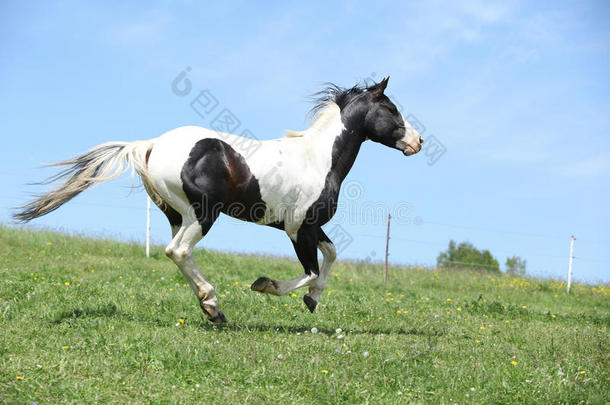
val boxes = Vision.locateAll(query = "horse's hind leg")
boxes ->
[165,213,225,323]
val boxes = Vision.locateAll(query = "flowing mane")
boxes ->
[284,82,370,138]
[309,82,368,118]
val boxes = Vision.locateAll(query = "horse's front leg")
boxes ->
[303,228,336,313]
[251,226,319,302]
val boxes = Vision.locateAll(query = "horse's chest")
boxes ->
[248,142,333,229]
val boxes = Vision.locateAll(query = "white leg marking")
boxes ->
[165,220,222,320]
[307,241,336,302]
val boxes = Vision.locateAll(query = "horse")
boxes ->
[14,77,423,323]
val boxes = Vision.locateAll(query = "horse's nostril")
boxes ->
[419,136,424,144]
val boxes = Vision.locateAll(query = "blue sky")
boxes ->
[1,1,608,283]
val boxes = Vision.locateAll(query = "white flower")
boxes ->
[337,334,345,340]
[363,351,370,358]
[311,327,319,334]
[277,354,284,360]
[335,328,342,334]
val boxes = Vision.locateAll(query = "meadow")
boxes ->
[0,226,608,404]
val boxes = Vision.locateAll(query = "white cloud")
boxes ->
[557,155,610,177]
[106,10,172,46]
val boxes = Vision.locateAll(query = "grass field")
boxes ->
[0,226,608,404]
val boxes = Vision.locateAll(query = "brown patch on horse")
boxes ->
[145,146,153,167]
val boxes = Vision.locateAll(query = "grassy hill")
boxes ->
[0,226,608,403]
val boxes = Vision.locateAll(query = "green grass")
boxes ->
[0,226,608,404]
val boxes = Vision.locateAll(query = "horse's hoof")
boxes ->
[251,277,277,293]
[303,294,317,313]
[208,310,227,324]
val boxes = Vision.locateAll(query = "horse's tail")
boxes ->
[14,140,158,223]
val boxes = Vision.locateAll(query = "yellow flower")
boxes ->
[551,314,556,318]
[580,370,586,374]
[396,310,402,314]
[446,298,451,302]
[63,345,70,349]
[511,361,518,366]
[65,282,70,286]
[480,326,486,330]
[178,319,184,324]
[407,393,413,397]
[291,293,297,297]
[321,369,328,374]
[457,307,461,311]
[521,305,527,309]
[16,376,24,380]
[91,269,95,273]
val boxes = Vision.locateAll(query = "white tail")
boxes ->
[14,140,155,222]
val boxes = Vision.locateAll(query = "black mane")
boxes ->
[309,81,376,118]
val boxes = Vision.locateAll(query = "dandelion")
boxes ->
[511,361,518,366]
[91,269,95,273]
[407,393,413,397]
[64,282,70,286]
[179,318,184,324]
[62,345,70,349]
[16,376,24,380]
[311,327,319,334]
[277,354,284,360]
[446,298,452,302]
[321,369,328,374]
[397,310,402,314]
[580,370,586,374]
[480,326,486,330]
[521,305,527,309]
[291,293,297,297]
[457,307,461,311]
[363,351,370,358]
[119,276,123,279]
[551,314,556,318]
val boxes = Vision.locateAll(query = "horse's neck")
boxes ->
[306,104,364,184]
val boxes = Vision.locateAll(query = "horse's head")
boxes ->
[360,77,423,156]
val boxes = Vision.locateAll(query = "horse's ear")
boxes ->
[368,76,389,99]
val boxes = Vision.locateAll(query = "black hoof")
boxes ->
[303,294,318,313]
[251,277,273,292]
[208,310,227,324]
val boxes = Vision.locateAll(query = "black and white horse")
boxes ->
[15,77,423,323]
